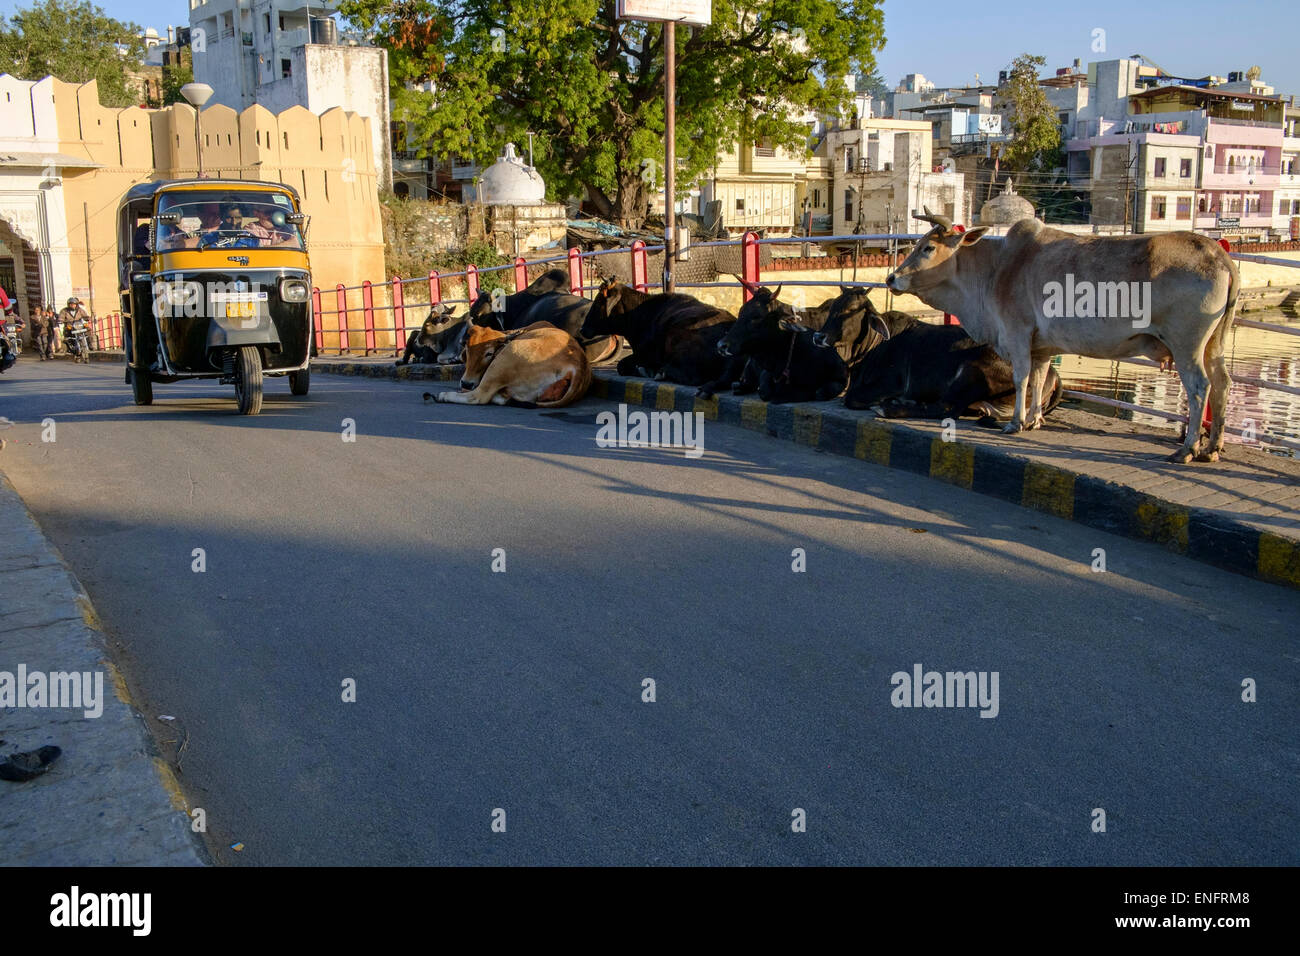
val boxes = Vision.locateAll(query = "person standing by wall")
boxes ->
[29,307,47,359]
[48,304,63,355]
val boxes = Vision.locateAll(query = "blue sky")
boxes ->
[4,0,1297,99]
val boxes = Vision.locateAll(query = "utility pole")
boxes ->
[663,20,676,292]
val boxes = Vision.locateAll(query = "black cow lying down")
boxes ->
[719,286,848,403]
[467,267,570,329]
[815,288,1063,424]
[397,304,461,365]
[581,278,745,396]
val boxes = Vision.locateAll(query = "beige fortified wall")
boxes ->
[43,78,383,322]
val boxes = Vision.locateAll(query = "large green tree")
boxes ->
[341,0,885,224]
[995,53,1062,181]
[0,0,147,107]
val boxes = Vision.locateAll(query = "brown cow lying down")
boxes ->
[425,322,591,408]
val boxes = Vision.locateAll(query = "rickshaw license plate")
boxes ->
[211,290,267,324]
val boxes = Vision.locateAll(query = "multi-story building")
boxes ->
[1277,105,1300,238]
[187,0,391,187]
[1060,58,1292,238]
[810,116,968,235]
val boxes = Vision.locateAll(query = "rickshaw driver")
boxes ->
[199,201,263,249]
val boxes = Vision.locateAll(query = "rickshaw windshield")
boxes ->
[155,191,306,253]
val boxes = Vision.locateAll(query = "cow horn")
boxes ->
[913,206,953,231]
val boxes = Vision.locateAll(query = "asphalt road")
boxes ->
[1,358,1296,865]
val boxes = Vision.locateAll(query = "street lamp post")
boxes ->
[180,82,214,177]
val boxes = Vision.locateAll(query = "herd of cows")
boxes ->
[405,209,1242,463]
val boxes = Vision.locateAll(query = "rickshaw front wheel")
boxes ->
[289,366,310,396]
[130,368,153,406]
[234,346,263,415]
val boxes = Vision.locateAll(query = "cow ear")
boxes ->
[958,226,989,245]
[869,312,892,342]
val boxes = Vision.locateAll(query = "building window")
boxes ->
[735,198,745,213]
[1150,196,1166,220]
[754,137,775,158]
[812,188,822,208]
[844,189,854,222]
[845,148,854,173]
[281,58,291,79]
[1180,158,1192,178]
[1176,197,1191,220]
[263,12,270,32]
[278,14,285,30]
[1154,157,1166,178]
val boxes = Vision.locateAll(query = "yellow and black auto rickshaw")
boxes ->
[117,179,314,414]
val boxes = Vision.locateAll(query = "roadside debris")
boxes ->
[0,745,63,782]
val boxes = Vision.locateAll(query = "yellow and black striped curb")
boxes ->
[309,360,1300,591]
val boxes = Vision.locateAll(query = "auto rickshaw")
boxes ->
[116,179,314,414]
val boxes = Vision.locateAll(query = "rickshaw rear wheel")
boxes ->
[130,369,153,406]
[234,346,263,415]
[289,366,310,396]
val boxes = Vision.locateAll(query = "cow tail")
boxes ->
[1216,256,1240,352]
[1043,368,1065,416]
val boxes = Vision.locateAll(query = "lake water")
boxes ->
[1056,309,1300,457]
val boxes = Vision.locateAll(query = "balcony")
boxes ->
[1202,165,1280,189]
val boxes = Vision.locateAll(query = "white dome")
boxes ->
[477,143,545,205]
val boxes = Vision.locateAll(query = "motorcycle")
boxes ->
[0,315,19,358]
[66,320,91,364]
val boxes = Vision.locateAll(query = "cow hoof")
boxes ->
[1001,422,1023,434]
[1194,449,1220,463]
[422,392,434,402]
[1168,448,1194,464]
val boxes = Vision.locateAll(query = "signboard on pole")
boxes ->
[616,0,712,25]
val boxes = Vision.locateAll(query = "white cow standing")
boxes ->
[885,209,1239,463]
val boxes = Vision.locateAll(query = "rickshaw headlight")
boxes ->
[280,278,309,303]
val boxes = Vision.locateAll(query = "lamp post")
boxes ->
[180,82,214,177]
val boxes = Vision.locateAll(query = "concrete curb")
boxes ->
[313,360,1300,592]
[29,351,123,364]
[0,475,206,866]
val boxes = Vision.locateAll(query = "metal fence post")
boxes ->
[361,280,376,354]
[336,283,349,355]
[741,231,760,302]
[466,264,480,303]
[630,240,648,292]
[514,256,528,292]
[568,247,583,296]
[392,277,406,357]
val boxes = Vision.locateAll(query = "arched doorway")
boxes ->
[0,218,46,343]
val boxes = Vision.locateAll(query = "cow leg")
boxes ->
[1025,357,1053,430]
[1001,349,1033,434]
[434,382,502,404]
[1200,329,1233,462]
[1170,358,1211,463]
[696,355,746,398]
[729,359,759,395]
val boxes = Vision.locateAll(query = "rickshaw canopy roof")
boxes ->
[119,179,302,214]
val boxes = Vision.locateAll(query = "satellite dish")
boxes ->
[1246,65,1261,81]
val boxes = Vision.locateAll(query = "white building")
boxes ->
[188,0,391,187]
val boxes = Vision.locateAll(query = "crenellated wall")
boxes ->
[0,73,383,320]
